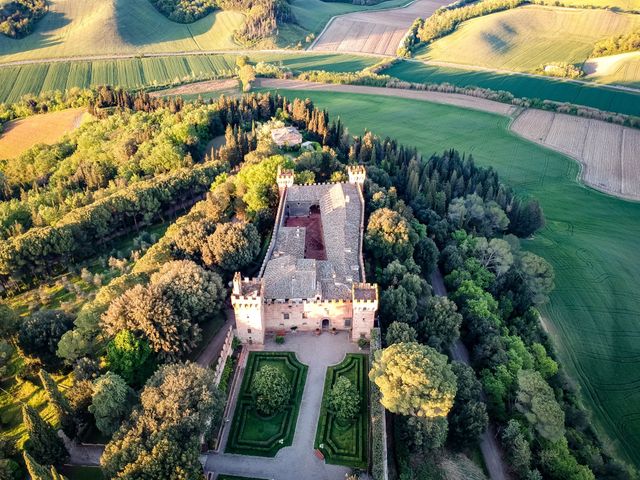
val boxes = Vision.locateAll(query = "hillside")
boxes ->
[417,5,640,74]
[0,0,245,63]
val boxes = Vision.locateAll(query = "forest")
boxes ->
[0,89,634,480]
[0,0,47,38]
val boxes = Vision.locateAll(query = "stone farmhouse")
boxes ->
[231,165,378,344]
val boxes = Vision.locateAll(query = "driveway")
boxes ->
[204,331,364,479]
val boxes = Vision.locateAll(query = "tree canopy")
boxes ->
[369,342,457,418]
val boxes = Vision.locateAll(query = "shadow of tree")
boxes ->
[0,10,70,56]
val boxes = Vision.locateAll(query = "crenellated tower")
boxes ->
[351,282,378,341]
[347,165,366,187]
[276,165,295,196]
[231,272,265,344]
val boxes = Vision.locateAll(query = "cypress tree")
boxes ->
[39,369,75,437]
[23,451,52,480]
[22,405,67,466]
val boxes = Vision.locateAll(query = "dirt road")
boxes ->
[431,271,510,480]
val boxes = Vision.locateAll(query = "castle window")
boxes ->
[283,313,290,320]
[247,328,252,334]
[344,318,352,327]
[302,312,308,319]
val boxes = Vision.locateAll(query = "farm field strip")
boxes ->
[382,60,640,116]
[311,0,451,56]
[511,109,639,200]
[417,5,640,79]
[0,53,377,103]
[255,88,640,467]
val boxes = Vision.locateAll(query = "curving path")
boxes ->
[431,271,510,480]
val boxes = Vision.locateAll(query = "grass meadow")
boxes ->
[0,53,377,103]
[417,5,640,73]
[262,88,640,467]
[384,60,640,116]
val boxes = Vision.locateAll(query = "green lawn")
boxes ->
[383,60,640,116]
[263,88,640,467]
[0,53,377,104]
[417,5,640,74]
[225,351,308,456]
[314,354,369,469]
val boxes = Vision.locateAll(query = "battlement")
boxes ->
[232,272,263,299]
[352,282,378,302]
[347,165,367,186]
[276,166,295,191]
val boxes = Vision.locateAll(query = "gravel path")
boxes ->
[203,332,363,480]
[431,271,510,480]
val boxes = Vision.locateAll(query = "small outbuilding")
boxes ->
[271,126,303,147]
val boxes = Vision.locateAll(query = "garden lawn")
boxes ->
[417,5,640,73]
[225,351,307,456]
[262,88,640,468]
[315,354,369,469]
[384,60,640,116]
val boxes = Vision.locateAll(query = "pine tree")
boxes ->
[39,369,74,437]
[22,405,67,466]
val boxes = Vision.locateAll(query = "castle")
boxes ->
[231,165,378,344]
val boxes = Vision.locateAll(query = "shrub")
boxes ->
[328,376,360,424]
[251,365,291,416]
[275,335,285,344]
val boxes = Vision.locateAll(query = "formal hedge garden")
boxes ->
[225,351,308,456]
[314,353,370,469]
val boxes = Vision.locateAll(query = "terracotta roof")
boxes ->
[262,183,362,300]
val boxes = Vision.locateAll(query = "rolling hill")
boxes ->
[0,0,246,63]
[417,5,640,75]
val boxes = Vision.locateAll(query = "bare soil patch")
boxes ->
[0,108,89,159]
[511,109,639,200]
[311,0,451,56]
[149,79,239,97]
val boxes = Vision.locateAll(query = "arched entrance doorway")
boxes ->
[321,318,330,330]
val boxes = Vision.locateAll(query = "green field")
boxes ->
[262,88,640,467]
[0,53,377,103]
[226,351,308,457]
[315,354,369,469]
[384,60,640,116]
[0,0,246,63]
[417,5,640,74]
